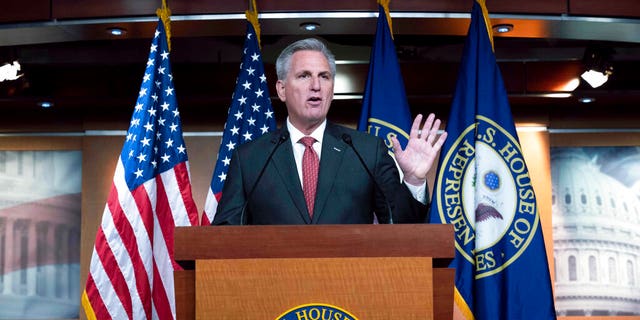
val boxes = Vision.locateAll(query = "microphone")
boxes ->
[239,131,289,225]
[341,133,394,224]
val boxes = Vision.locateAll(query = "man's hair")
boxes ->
[275,38,336,81]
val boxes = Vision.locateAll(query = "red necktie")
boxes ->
[299,136,319,218]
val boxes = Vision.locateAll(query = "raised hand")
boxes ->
[391,113,448,186]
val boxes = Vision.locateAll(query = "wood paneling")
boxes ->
[48,0,576,20]
[570,0,640,18]
[0,0,49,23]
[197,257,434,319]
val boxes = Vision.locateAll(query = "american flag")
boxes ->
[201,20,276,225]
[81,17,199,320]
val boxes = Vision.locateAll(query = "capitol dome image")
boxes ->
[552,147,640,316]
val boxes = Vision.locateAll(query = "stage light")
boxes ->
[580,47,614,88]
[0,61,23,82]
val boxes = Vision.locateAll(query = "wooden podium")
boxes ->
[174,224,454,319]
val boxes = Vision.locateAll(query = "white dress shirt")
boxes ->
[286,117,426,204]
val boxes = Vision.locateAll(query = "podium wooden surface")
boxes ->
[174,224,454,319]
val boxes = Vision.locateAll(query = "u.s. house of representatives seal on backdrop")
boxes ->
[276,303,359,320]
[435,115,539,278]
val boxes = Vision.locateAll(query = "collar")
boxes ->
[286,117,326,145]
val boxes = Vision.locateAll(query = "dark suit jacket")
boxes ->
[212,122,427,225]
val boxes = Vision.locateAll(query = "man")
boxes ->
[212,38,447,225]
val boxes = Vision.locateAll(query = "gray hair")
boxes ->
[275,38,336,81]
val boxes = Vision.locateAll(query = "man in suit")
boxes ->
[212,38,447,225]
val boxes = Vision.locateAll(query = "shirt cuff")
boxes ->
[404,181,427,204]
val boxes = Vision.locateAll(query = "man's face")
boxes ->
[276,50,334,132]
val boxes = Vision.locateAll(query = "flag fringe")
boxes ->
[156,0,172,51]
[454,286,475,320]
[246,0,262,48]
[377,0,394,39]
[475,0,494,51]
[81,290,97,320]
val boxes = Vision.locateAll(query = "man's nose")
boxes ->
[310,76,321,91]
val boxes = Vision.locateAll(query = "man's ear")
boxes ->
[275,79,286,102]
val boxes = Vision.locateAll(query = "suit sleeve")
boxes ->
[211,149,246,225]
[372,138,428,223]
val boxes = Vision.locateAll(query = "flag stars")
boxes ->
[251,52,260,61]
[139,88,148,97]
[158,67,166,75]
[154,30,160,38]
[234,111,243,120]
[140,137,151,147]
[160,102,170,111]
[161,51,169,60]
[152,94,159,102]
[265,110,273,118]
[255,88,264,98]
[151,160,157,168]
[237,96,247,105]
[143,73,151,82]
[150,44,158,52]
[165,138,174,148]
[222,156,231,166]
[147,108,157,117]
[144,122,154,132]
[243,131,253,141]
[170,123,178,132]
[246,67,255,76]
[218,172,227,182]
[226,141,236,151]
[259,74,267,83]
[134,168,144,178]
[158,117,166,126]
[147,59,154,67]
[260,125,269,134]
[131,118,141,127]
[177,145,186,154]
[161,153,171,163]
[172,109,180,117]
[251,103,261,112]
[137,153,147,163]
[165,87,174,96]
[242,81,251,90]
[230,126,239,135]
[247,117,256,126]
[135,103,144,112]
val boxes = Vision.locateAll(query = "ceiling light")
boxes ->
[107,27,127,36]
[299,22,320,32]
[492,24,513,34]
[578,97,595,104]
[580,46,614,88]
[38,101,53,108]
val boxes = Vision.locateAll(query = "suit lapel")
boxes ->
[272,131,311,224]
[312,124,348,223]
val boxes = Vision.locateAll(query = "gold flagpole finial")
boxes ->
[246,0,262,48]
[156,0,172,51]
[378,0,394,38]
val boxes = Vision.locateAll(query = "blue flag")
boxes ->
[358,4,412,151]
[428,1,556,319]
[201,19,276,225]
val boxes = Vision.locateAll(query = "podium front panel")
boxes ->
[195,257,434,319]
